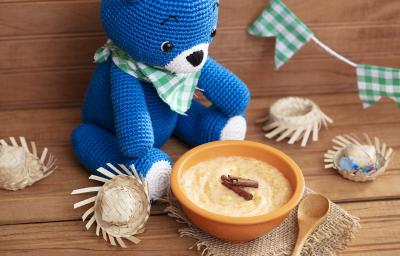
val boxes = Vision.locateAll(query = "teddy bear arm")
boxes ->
[198,57,250,117]
[111,64,155,158]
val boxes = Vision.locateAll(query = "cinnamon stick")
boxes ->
[221,180,253,201]
[228,175,259,188]
[221,175,233,185]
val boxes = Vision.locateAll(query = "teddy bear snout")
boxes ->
[186,50,204,67]
[165,43,209,73]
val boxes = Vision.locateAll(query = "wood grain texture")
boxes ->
[4,55,400,110]
[0,200,399,256]
[1,0,400,109]
[1,0,399,37]
[2,24,400,69]
[339,200,400,255]
[0,216,198,256]
[1,0,400,255]
[0,94,399,225]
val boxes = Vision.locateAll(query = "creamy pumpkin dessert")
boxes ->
[179,156,293,217]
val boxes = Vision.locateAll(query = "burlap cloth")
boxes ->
[164,188,360,256]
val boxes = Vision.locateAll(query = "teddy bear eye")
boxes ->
[161,41,174,52]
[211,28,217,38]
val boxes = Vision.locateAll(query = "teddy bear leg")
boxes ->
[174,100,247,146]
[71,123,171,200]
[71,124,122,172]
[121,148,172,200]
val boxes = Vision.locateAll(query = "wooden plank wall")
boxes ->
[1,0,400,110]
[1,1,400,255]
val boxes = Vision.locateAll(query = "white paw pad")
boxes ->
[145,160,172,200]
[220,116,247,141]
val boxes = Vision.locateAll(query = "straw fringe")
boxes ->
[0,136,57,191]
[72,163,150,248]
[325,134,394,182]
[258,97,332,147]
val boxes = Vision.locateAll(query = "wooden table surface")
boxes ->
[1,0,400,255]
[0,94,399,255]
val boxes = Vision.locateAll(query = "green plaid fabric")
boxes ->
[357,64,400,108]
[248,0,313,69]
[94,40,201,115]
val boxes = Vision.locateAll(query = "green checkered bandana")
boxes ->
[94,40,201,115]
[357,64,400,108]
[248,0,313,69]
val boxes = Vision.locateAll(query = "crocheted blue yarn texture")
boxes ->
[101,0,218,67]
[71,0,250,187]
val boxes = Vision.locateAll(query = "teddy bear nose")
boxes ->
[186,50,204,67]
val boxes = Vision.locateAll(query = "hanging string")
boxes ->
[249,0,400,108]
[311,36,357,68]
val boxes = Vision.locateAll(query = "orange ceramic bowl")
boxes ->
[170,140,305,242]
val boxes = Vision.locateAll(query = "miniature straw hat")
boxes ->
[72,163,151,248]
[258,97,333,147]
[324,134,393,182]
[0,137,56,191]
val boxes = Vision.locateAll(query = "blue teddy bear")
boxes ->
[71,0,250,200]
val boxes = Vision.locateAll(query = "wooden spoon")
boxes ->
[292,194,330,256]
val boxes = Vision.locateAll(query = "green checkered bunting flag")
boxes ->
[248,0,314,69]
[94,40,201,115]
[357,64,400,108]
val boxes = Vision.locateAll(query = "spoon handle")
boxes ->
[291,234,306,256]
[292,225,310,256]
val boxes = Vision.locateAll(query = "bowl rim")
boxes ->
[170,140,305,225]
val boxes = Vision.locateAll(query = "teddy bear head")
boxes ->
[100,0,219,73]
